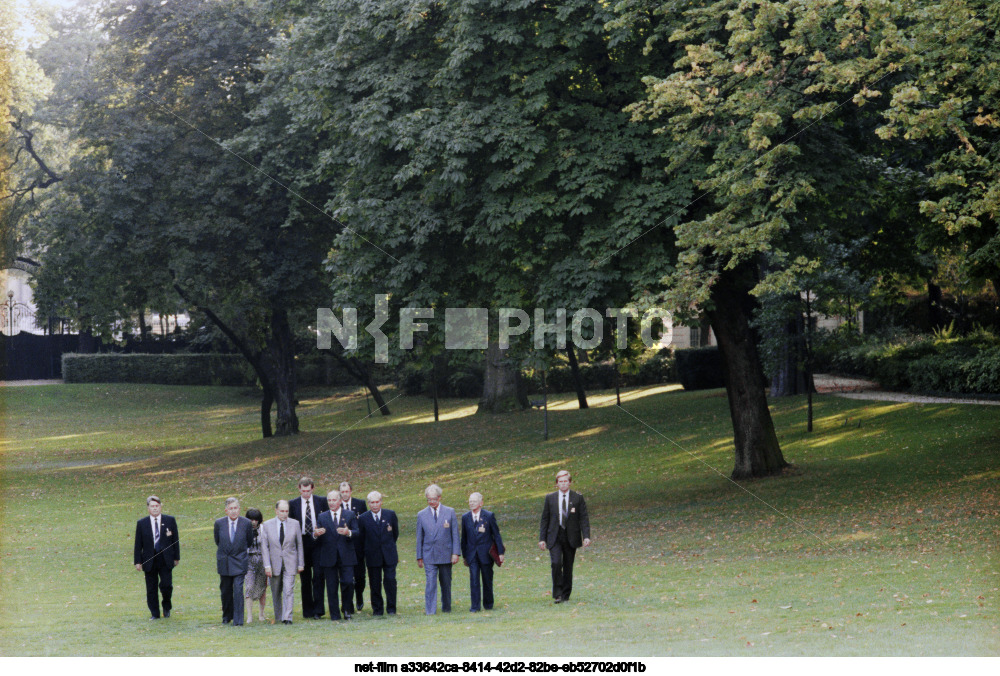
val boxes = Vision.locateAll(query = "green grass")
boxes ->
[0,382,997,655]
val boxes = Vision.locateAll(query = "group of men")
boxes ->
[134,470,591,623]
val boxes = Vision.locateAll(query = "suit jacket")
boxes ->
[134,514,180,571]
[344,497,367,558]
[214,516,253,575]
[539,490,590,549]
[260,517,304,574]
[461,509,505,565]
[358,509,399,567]
[288,495,329,541]
[313,508,358,567]
[415,505,460,564]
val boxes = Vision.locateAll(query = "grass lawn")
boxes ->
[0,381,997,656]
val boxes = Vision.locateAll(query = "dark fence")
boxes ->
[1,332,80,380]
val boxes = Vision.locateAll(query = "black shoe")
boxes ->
[223,618,232,623]
[357,601,364,610]
[282,620,292,625]
[553,598,564,604]
[387,611,396,615]
[330,615,341,621]
[149,616,160,621]
[313,614,322,620]
[344,614,352,621]
[470,608,480,612]
[163,610,170,618]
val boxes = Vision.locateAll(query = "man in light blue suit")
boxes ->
[415,483,460,615]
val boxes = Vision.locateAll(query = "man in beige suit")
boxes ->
[260,499,305,624]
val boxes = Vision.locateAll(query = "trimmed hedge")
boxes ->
[675,347,724,390]
[526,350,674,394]
[528,349,676,394]
[824,333,1000,394]
[62,353,256,386]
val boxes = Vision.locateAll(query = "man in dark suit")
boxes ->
[461,492,505,612]
[214,496,254,625]
[133,495,180,620]
[288,476,328,619]
[339,480,368,613]
[538,470,591,604]
[357,490,399,616]
[313,489,359,620]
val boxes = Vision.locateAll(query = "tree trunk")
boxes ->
[78,329,98,353]
[364,367,390,415]
[927,279,944,329]
[330,350,391,415]
[769,311,811,396]
[477,339,528,413]
[265,306,299,436]
[137,308,149,342]
[706,264,788,479]
[171,281,297,438]
[260,385,274,438]
[431,356,440,422]
[565,347,589,409]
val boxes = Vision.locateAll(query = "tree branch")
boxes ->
[8,117,63,189]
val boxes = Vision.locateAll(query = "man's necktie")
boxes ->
[304,501,313,536]
[230,519,236,542]
[279,521,285,546]
[434,508,438,522]
[561,495,568,526]
[154,518,160,544]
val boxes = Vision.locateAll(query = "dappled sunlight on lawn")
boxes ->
[400,404,479,424]
[51,458,146,472]
[232,456,282,472]
[960,469,1000,483]
[544,384,682,411]
[34,431,110,443]
[563,425,609,440]
[845,451,887,461]
[165,445,215,456]
[798,428,884,448]
[826,530,876,544]
[192,407,255,420]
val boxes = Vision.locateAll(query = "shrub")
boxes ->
[675,347,724,390]
[825,330,1000,394]
[62,353,256,386]
[961,348,1000,394]
[523,349,675,394]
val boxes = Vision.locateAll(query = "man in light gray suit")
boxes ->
[214,497,254,626]
[415,483,460,615]
[260,499,304,624]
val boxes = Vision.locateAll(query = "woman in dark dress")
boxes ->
[244,508,267,623]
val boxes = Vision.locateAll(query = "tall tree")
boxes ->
[877,0,1000,299]
[628,0,919,477]
[30,0,328,437]
[254,0,681,412]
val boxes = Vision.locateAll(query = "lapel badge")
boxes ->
[443,519,450,528]
[387,524,392,531]
[570,507,576,513]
